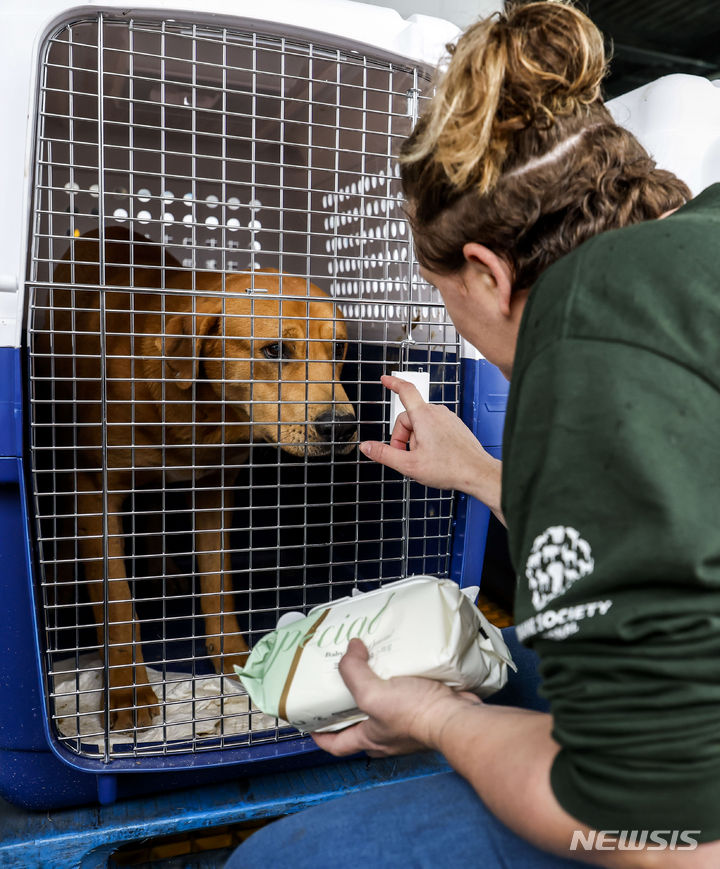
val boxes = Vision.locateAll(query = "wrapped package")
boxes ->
[234,575,515,733]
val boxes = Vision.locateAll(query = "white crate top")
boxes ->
[5,0,460,64]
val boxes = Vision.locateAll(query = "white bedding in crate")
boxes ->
[51,653,280,748]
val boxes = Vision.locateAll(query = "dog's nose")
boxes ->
[313,410,357,443]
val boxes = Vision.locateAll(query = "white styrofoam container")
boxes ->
[608,73,720,197]
[463,74,720,364]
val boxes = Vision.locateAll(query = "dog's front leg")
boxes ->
[194,477,250,674]
[77,473,160,731]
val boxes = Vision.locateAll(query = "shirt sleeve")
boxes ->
[502,336,720,841]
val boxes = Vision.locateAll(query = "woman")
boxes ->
[227,2,720,865]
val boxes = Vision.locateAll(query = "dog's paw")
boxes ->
[109,684,160,732]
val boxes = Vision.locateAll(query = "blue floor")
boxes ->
[0,752,451,869]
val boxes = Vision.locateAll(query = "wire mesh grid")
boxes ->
[26,13,460,760]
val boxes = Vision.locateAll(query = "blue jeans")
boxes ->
[225,628,587,869]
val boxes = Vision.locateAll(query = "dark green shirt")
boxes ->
[502,184,720,841]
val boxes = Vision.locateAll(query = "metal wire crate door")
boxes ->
[27,13,460,760]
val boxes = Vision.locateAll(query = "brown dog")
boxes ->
[43,228,357,730]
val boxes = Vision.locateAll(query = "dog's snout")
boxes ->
[314,410,357,443]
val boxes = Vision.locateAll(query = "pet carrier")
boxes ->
[0,0,511,811]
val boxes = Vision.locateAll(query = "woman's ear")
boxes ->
[462,243,514,316]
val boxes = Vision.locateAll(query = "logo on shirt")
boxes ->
[525,525,594,611]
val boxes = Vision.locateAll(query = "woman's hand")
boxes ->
[360,374,505,522]
[311,638,480,758]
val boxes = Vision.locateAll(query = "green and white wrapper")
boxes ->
[234,575,516,733]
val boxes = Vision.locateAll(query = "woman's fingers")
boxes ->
[310,641,383,756]
[380,373,428,413]
[311,723,368,756]
[389,411,413,450]
[359,437,418,476]
[358,376,425,473]
[337,638,377,695]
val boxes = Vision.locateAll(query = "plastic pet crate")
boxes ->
[0,0,512,811]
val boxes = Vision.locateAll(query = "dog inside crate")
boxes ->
[28,14,460,756]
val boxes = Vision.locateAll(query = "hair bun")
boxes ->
[400,1,608,194]
[502,1,606,121]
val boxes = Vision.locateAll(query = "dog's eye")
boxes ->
[334,341,347,361]
[262,342,290,360]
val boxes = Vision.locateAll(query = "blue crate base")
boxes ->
[0,737,328,810]
[0,751,451,869]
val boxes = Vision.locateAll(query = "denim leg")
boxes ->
[224,626,563,869]
[224,772,587,869]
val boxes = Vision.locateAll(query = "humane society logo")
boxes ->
[525,525,594,611]
[516,525,610,642]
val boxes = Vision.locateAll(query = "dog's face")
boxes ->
[161,270,357,457]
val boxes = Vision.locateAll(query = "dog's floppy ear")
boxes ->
[159,308,220,390]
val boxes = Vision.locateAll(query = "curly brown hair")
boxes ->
[399,1,691,289]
